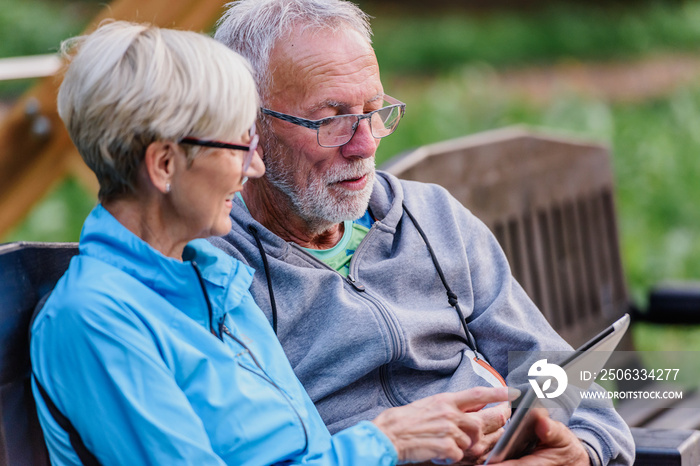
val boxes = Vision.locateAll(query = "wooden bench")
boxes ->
[382,125,700,465]
[0,241,78,466]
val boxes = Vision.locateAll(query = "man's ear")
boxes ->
[144,141,176,194]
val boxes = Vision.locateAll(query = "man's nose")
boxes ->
[341,118,377,159]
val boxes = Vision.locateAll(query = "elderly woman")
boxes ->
[30,21,516,466]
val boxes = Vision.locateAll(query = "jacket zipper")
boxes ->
[220,324,310,453]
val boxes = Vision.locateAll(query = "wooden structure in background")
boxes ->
[0,0,228,239]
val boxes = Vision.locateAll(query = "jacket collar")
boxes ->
[79,205,253,326]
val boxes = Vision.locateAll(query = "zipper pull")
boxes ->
[346,274,365,292]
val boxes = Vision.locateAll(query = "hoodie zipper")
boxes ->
[290,243,403,362]
[290,242,405,407]
[221,323,310,454]
[346,225,405,407]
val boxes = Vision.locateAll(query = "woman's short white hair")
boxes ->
[214,0,372,102]
[58,20,259,201]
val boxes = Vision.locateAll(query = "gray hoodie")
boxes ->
[210,171,634,465]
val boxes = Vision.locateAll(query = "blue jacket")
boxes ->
[211,171,635,465]
[30,205,397,466]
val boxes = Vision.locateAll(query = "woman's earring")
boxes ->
[165,183,171,193]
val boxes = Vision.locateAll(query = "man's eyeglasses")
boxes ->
[261,95,405,148]
[179,124,259,171]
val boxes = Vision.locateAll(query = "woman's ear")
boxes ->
[256,124,266,161]
[144,141,177,194]
[255,139,265,161]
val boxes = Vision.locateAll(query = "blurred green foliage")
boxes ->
[4,177,96,242]
[3,1,700,350]
[371,2,700,76]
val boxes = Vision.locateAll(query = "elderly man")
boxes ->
[211,1,634,464]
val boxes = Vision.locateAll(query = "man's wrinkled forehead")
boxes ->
[266,25,382,109]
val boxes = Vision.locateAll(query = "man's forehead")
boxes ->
[268,26,382,108]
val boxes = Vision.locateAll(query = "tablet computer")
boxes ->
[484,313,630,464]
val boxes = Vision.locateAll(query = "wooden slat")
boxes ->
[642,391,700,430]
[578,194,603,321]
[525,208,549,319]
[590,192,617,318]
[615,383,688,427]
[601,189,629,318]
[539,207,564,330]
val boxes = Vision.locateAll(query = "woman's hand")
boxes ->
[372,386,519,465]
[459,400,512,464]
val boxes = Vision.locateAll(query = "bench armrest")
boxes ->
[635,281,700,324]
[632,427,700,465]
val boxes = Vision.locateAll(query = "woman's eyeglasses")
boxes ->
[179,124,259,171]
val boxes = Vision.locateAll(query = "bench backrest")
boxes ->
[0,242,78,466]
[382,126,630,349]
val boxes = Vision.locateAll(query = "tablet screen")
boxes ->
[484,314,630,464]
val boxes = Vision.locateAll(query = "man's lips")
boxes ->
[333,173,368,190]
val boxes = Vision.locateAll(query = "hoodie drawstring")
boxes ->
[249,225,279,334]
[401,202,480,358]
[248,206,479,359]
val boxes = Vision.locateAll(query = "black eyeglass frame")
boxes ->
[260,94,406,148]
[179,124,259,171]
[179,138,251,152]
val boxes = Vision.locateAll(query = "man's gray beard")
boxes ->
[264,146,375,232]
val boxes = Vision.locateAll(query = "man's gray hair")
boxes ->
[214,0,372,102]
[58,20,258,202]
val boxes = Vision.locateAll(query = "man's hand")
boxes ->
[499,411,590,466]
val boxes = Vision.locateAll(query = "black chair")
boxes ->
[0,242,78,466]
